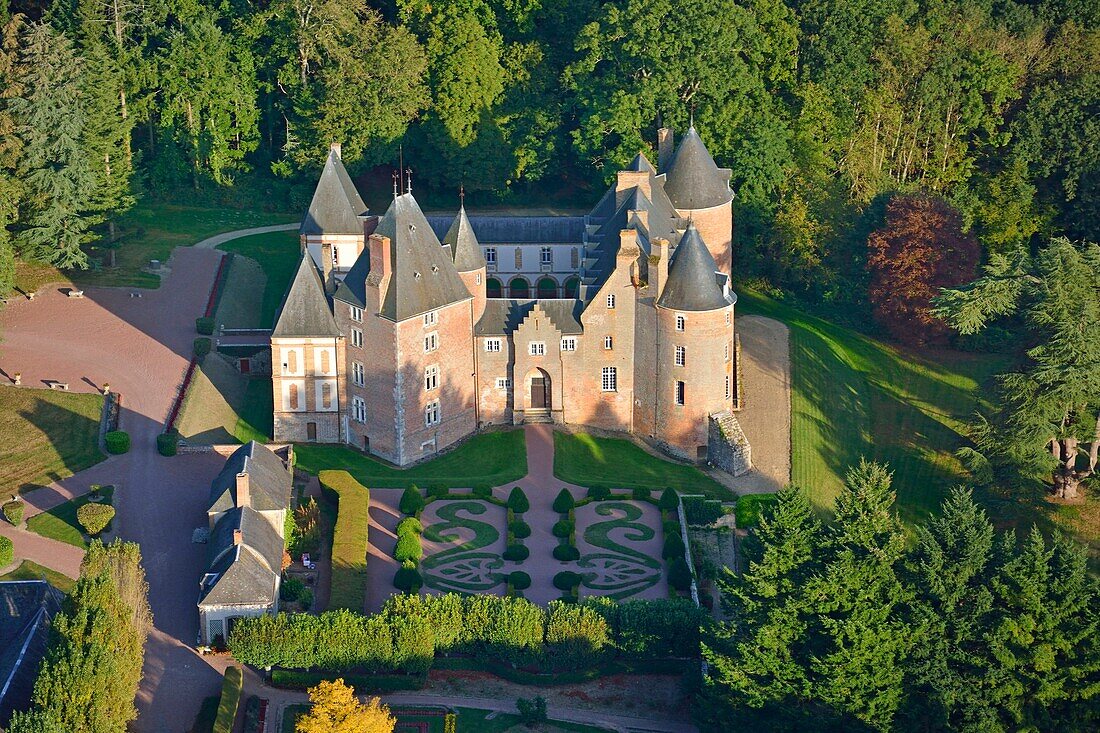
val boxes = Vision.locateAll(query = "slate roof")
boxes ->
[199,507,282,607]
[272,254,342,339]
[663,126,733,210]
[426,215,585,245]
[300,148,369,236]
[207,441,292,517]
[657,223,733,312]
[443,206,486,272]
[0,581,63,726]
[475,299,583,336]
[337,193,472,323]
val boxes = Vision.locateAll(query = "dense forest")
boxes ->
[0,0,1096,302]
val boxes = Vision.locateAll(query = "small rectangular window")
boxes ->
[485,338,502,352]
[676,314,685,331]
[606,293,616,309]
[321,382,332,409]
[725,375,731,400]
[541,247,552,264]
[352,362,365,387]
[529,342,545,356]
[350,306,363,322]
[495,377,511,389]
[425,401,441,426]
[425,365,439,391]
[724,343,730,362]
[561,337,576,352]
[332,247,339,265]
[353,397,367,422]
[601,366,617,392]
[351,329,363,348]
[675,380,685,405]
[424,311,438,327]
[486,247,497,264]
[604,336,613,350]
[675,346,685,367]
[726,312,731,325]
[424,332,439,352]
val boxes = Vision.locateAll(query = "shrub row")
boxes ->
[394,513,425,592]
[0,536,12,567]
[318,471,370,610]
[213,666,243,733]
[271,668,427,693]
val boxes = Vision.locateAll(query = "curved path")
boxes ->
[192,222,297,250]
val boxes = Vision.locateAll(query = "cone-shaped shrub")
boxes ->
[553,489,575,513]
[400,485,424,515]
[658,488,679,512]
[507,487,529,513]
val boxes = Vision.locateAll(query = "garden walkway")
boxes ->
[192,222,297,249]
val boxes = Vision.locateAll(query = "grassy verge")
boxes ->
[0,386,105,496]
[296,430,528,490]
[552,432,730,500]
[736,289,1010,524]
[318,471,370,611]
[26,486,114,550]
[217,229,301,328]
[234,378,273,443]
[0,559,76,593]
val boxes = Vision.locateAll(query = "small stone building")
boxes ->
[271,127,752,471]
[197,441,292,646]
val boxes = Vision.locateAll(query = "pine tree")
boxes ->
[9,21,95,269]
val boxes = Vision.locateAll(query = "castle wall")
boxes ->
[675,202,732,276]
[510,307,565,423]
[475,336,514,426]
[271,335,345,443]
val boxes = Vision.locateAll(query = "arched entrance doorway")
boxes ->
[536,277,558,299]
[509,277,530,299]
[486,277,503,298]
[525,368,551,412]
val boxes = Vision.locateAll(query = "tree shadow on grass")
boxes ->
[9,389,105,495]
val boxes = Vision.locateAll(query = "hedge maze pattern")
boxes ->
[578,502,662,599]
[420,501,506,593]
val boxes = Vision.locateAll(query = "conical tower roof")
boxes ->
[272,254,342,337]
[299,147,369,236]
[657,223,730,312]
[663,127,733,210]
[444,205,486,272]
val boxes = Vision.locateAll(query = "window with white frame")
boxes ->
[604,336,613,350]
[349,306,363,322]
[540,247,552,264]
[724,343,730,362]
[486,247,497,265]
[425,365,439,391]
[601,366,617,392]
[675,380,685,405]
[675,346,686,366]
[725,375,731,400]
[352,396,366,423]
[424,332,439,352]
[725,311,731,325]
[351,328,363,348]
[561,337,576,352]
[495,377,511,389]
[352,361,365,386]
[476,273,482,285]
[675,314,685,331]
[423,311,438,327]
[606,293,616,309]
[425,400,440,426]
[529,341,545,356]
[485,338,502,352]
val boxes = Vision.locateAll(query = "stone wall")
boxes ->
[708,411,752,476]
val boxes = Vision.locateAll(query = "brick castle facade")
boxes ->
[271,128,752,473]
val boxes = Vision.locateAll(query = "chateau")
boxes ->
[271,127,752,473]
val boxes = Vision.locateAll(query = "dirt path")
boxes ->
[192,223,297,250]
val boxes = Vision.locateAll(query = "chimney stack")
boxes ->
[654,237,670,298]
[658,128,674,171]
[369,233,392,281]
[235,472,250,508]
[330,141,342,159]
[320,242,336,294]
[232,528,243,546]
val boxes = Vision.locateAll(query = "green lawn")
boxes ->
[26,486,115,550]
[552,432,730,500]
[234,377,274,443]
[295,430,528,490]
[218,229,301,328]
[737,289,1010,524]
[0,559,76,593]
[0,386,106,496]
[318,471,371,611]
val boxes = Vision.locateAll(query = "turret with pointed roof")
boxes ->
[662,126,733,211]
[444,204,487,273]
[273,254,342,338]
[300,144,369,236]
[657,223,732,312]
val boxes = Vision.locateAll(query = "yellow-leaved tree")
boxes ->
[296,679,396,733]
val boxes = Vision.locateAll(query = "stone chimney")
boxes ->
[616,171,651,207]
[235,472,250,508]
[658,128,674,171]
[654,237,670,298]
[232,528,243,545]
[320,242,335,294]
[366,233,392,309]
[330,141,342,159]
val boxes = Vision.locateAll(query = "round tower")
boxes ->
[654,224,735,460]
[444,203,487,324]
[661,126,734,275]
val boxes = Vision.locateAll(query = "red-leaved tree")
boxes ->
[867,195,981,345]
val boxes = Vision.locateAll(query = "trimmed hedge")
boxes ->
[554,571,581,591]
[394,532,423,565]
[507,487,529,513]
[77,503,115,536]
[196,316,215,335]
[509,571,532,590]
[213,666,243,733]
[632,487,652,501]
[553,489,575,513]
[271,669,427,693]
[553,545,580,562]
[662,534,686,560]
[318,471,371,610]
[3,500,24,526]
[503,544,529,562]
[400,485,425,515]
[658,488,679,512]
[194,337,212,358]
[156,430,179,457]
[396,517,422,535]
[105,431,131,454]
[0,536,12,567]
[682,495,724,525]
[427,484,448,499]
